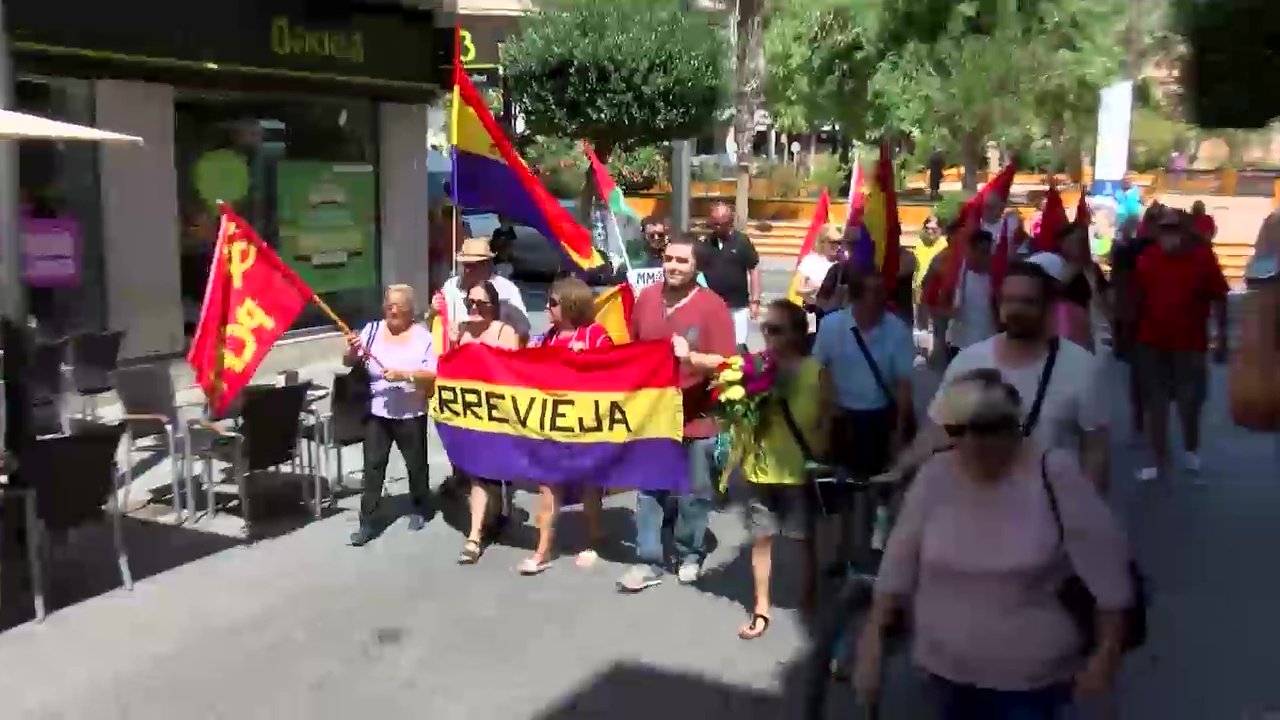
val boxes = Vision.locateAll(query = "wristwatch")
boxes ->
[1244,252,1278,289]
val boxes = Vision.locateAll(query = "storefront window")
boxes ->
[174,91,379,337]
[17,76,106,337]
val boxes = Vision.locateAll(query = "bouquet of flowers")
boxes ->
[710,352,777,490]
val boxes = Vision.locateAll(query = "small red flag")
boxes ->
[1035,182,1069,253]
[1073,191,1091,230]
[933,161,1019,308]
[188,206,316,414]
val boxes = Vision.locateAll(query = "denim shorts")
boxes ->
[745,484,814,540]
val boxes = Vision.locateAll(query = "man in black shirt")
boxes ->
[698,202,760,351]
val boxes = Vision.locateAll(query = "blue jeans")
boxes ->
[929,675,1073,720]
[634,437,717,571]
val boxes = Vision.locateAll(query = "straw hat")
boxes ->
[456,237,495,263]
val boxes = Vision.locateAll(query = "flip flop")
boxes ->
[458,540,483,565]
[738,613,771,640]
[517,557,552,575]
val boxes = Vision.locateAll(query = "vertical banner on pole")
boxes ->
[1091,80,1135,198]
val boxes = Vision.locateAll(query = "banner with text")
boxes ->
[431,341,688,491]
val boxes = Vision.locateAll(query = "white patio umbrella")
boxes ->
[0,108,143,144]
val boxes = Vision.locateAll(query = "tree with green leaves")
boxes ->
[503,0,728,163]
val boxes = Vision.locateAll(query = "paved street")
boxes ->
[0,266,1277,719]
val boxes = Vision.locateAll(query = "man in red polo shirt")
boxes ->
[1132,207,1230,483]
[618,233,736,592]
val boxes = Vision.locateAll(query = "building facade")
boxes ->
[9,0,450,360]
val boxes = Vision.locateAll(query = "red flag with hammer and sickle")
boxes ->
[187,206,316,414]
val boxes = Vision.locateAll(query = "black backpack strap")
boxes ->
[851,324,895,410]
[778,398,816,463]
[1023,337,1059,437]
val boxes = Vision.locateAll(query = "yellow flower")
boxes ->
[721,385,746,402]
[726,355,745,369]
[719,367,743,384]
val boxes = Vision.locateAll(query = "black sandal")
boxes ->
[738,613,771,640]
[458,540,483,565]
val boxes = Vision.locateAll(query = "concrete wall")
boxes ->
[95,80,185,360]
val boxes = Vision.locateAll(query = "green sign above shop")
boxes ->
[7,0,448,97]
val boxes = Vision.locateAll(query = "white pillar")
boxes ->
[96,80,184,359]
[378,102,431,300]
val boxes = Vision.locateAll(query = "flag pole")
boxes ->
[308,292,385,369]
[449,24,463,281]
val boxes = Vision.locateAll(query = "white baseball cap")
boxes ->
[1024,251,1068,283]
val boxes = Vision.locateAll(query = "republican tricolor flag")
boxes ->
[449,30,605,275]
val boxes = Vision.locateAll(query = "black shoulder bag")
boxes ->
[333,321,380,415]
[1040,451,1149,653]
[1023,337,1060,437]
[850,325,917,441]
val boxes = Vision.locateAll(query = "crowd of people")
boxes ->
[336,189,1262,717]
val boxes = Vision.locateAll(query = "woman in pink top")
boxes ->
[519,277,613,575]
[454,280,521,565]
[855,368,1133,718]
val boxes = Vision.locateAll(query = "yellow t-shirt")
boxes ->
[743,357,824,486]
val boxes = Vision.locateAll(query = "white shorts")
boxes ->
[731,307,751,347]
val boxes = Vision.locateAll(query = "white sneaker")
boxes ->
[1137,467,1160,483]
[676,562,701,585]
[1184,452,1202,474]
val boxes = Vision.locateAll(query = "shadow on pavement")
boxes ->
[0,514,242,631]
[529,655,924,720]
[693,537,816,615]
[1,471,344,631]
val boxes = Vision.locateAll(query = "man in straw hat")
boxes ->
[437,236,531,348]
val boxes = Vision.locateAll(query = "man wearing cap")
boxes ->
[1131,207,1229,483]
[438,237,531,348]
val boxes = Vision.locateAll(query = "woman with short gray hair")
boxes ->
[343,284,437,547]
[856,368,1134,717]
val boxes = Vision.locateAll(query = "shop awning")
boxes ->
[0,109,143,144]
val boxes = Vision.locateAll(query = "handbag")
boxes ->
[850,324,917,441]
[333,321,379,415]
[1040,451,1149,653]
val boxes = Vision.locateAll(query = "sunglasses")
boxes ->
[645,231,668,240]
[465,298,492,309]
[761,322,788,336]
[943,418,1019,438]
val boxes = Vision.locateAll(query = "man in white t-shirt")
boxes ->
[439,237,531,344]
[886,260,1110,490]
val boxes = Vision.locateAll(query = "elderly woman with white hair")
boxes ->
[344,284,438,547]
[855,368,1135,718]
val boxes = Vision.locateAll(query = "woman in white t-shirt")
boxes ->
[791,224,843,307]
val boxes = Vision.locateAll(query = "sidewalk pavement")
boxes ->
[2,348,1278,719]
